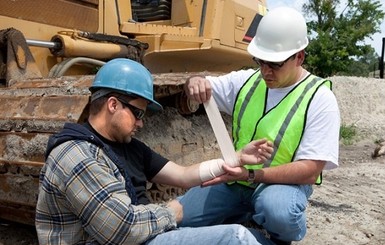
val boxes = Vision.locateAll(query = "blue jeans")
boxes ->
[144,224,266,245]
[178,183,313,243]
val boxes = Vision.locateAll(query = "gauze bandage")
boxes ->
[203,97,239,166]
[199,158,226,182]
[199,157,242,182]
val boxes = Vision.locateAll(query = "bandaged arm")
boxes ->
[199,158,241,182]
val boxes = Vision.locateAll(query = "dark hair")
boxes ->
[89,92,136,115]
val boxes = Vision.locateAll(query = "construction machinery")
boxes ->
[0,0,267,225]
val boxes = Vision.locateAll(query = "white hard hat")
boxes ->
[247,6,309,62]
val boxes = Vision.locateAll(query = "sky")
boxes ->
[266,0,385,56]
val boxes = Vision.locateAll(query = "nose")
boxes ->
[260,64,274,76]
[135,118,144,128]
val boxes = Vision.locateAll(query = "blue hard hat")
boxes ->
[90,58,162,111]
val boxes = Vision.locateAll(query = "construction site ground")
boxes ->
[0,76,384,245]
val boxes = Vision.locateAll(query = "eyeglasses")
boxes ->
[253,53,296,70]
[116,97,146,120]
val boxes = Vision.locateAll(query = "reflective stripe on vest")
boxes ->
[232,70,331,186]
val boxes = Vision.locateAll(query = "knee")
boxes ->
[254,199,307,241]
[268,203,306,225]
[227,225,261,244]
[267,211,307,241]
[255,185,308,226]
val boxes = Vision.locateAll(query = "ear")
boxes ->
[296,50,305,66]
[106,97,118,113]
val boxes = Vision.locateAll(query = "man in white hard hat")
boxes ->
[178,6,340,245]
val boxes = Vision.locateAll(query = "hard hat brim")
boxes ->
[247,36,308,62]
[90,87,163,111]
[147,100,163,111]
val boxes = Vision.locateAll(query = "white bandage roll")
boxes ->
[199,158,226,182]
[204,97,239,167]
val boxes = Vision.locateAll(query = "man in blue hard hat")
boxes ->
[35,58,274,245]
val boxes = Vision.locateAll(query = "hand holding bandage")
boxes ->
[199,139,273,182]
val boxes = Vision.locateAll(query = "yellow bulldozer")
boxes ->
[0,0,267,225]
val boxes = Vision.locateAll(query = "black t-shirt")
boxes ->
[84,122,169,204]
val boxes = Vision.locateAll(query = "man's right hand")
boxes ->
[184,76,212,103]
[167,199,183,223]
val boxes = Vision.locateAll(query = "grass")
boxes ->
[340,124,357,145]
[374,138,384,145]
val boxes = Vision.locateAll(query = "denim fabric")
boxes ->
[178,183,313,243]
[145,224,263,245]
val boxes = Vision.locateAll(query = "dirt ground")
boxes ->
[295,141,385,245]
[0,76,385,244]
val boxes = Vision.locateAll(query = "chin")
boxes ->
[265,81,276,88]
[123,136,132,143]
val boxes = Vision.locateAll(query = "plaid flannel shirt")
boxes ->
[36,139,176,245]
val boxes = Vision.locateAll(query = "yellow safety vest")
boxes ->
[232,70,331,186]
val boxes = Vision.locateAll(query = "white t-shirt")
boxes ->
[207,69,340,170]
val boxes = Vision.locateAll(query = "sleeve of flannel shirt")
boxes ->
[61,141,177,244]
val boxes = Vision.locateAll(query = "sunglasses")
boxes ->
[253,53,296,70]
[116,97,146,120]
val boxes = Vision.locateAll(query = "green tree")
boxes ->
[339,49,379,76]
[303,0,384,77]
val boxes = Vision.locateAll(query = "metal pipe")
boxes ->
[49,34,130,59]
[380,37,384,79]
[26,39,61,50]
[199,0,207,36]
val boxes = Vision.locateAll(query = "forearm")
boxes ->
[153,159,229,189]
[251,160,326,185]
[178,159,226,188]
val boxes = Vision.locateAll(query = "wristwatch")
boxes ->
[247,169,255,183]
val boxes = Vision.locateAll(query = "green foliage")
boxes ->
[338,48,379,76]
[374,138,384,144]
[303,0,384,77]
[340,123,357,145]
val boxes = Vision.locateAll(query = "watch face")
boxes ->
[247,169,255,183]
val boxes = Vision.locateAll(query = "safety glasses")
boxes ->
[116,97,146,120]
[253,53,296,70]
